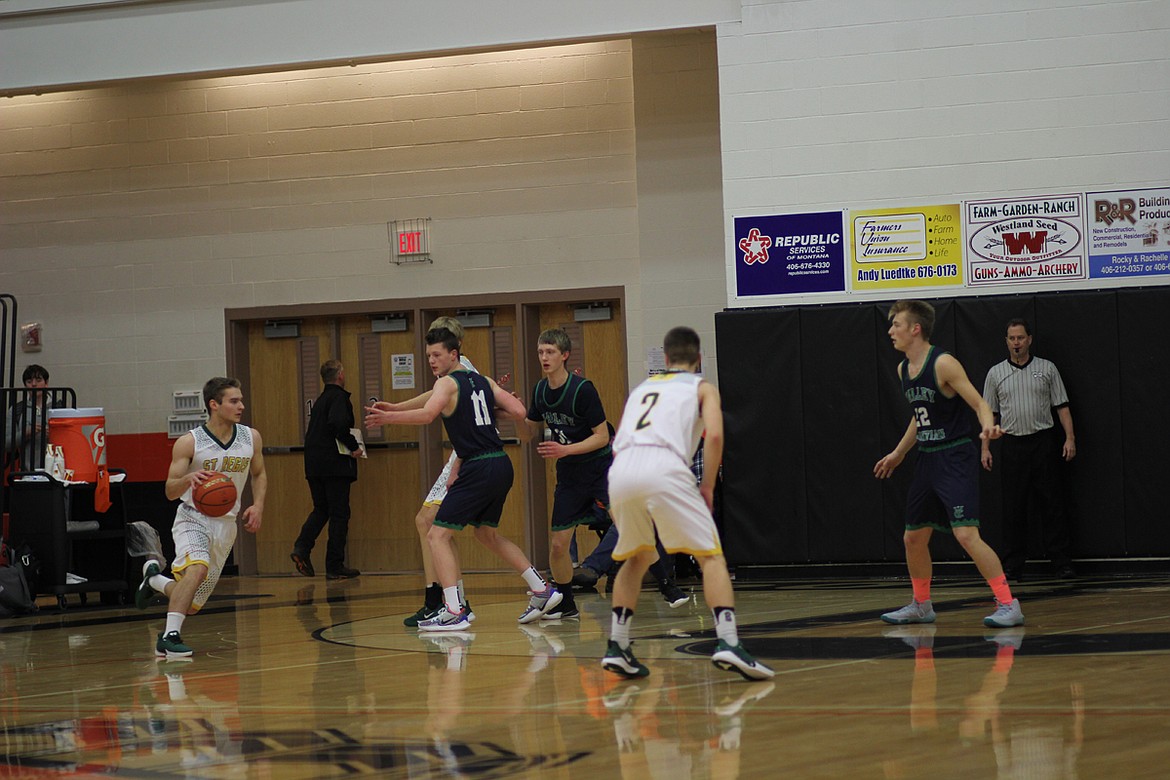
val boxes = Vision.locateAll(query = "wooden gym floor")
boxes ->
[2,570,1169,778]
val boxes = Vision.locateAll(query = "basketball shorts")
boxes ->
[608,446,722,560]
[905,439,981,532]
[423,451,459,507]
[433,452,514,530]
[551,454,612,532]
[171,502,238,611]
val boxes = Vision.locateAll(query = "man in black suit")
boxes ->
[291,360,363,579]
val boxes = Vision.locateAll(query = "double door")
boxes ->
[240,299,625,575]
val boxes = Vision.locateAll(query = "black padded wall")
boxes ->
[716,307,806,564]
[715,287,1170,566]
[1116,289,1170,553]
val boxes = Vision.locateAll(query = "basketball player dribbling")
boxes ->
[136,377,267,658]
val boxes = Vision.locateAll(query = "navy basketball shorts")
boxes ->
[904,439,981,532]
[550,454,612,532]
[433,452,514,530]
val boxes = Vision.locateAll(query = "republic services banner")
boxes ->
[734,211,845,297]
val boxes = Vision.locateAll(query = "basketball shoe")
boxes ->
[135,560,160,610]
[658,579,689,608]
[155,631,193,659]
[712,640,775,680]
[983,598,1025,628]
[418,605,472,632]
[518,587,563,624]
[881,599,936,624]
[602,640,650,679]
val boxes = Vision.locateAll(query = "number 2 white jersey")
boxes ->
[181,424,254,520]
[612,371,704,468]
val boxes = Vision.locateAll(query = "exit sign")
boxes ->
[389,218,432,265]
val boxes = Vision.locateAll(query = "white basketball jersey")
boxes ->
[613,371,704,466]
[181,423,254,519]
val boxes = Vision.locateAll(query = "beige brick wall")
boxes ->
[0,41,648,434]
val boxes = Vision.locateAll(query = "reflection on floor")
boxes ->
[2,571,1169,777]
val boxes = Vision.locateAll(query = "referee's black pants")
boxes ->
[295,476,353,574]
[999,429,1072,574]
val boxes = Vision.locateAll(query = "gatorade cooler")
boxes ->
[48,408,106,482]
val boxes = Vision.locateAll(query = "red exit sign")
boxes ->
[389,218,431,264]
[399,231,422,254]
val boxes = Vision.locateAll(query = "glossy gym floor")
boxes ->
[2,569,1168,778]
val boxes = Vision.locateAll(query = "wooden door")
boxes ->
[245,319,335,574]
[342,314,423,574]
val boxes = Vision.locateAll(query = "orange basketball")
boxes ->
[193,473,237,517]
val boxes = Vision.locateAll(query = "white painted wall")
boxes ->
[719,0,1170,306]
[0,0,740,93]
[2,0,1167,435]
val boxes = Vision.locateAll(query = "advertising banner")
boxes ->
[1087,186,1170,279]
[965,194,1086,286]
[850,204,963,291]
[733,211,845,297]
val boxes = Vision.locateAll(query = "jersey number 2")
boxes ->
[914,407,931,427]
[636,392,660,430]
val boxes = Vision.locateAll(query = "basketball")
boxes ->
[193,473,237,517]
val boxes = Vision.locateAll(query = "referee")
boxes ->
[981,318,1077,581]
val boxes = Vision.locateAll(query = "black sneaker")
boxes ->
[659,580,688,608]
[543,604,580,620]
[602,640,650,679]
[135,560,160,610]
[404,604,440,627]
[155,631,193,659]
[326,566,360,580]
[571,566,601,589]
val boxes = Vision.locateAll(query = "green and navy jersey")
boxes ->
[901,347,971,451]
[527,374,610,464]
[443,370,504,460]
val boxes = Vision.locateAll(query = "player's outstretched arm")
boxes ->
[243,428,266,533]
[365,380,453,427]
[371,390,434,413]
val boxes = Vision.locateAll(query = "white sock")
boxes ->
[150,574,173,594]
[442,586,461,613]
[165,612,186,636]
[521,567,547,593]
[714,607,739,646]
[456,578,467,606]
[610,608,633,649]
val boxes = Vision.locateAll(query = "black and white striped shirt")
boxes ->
[982,356,1069,435]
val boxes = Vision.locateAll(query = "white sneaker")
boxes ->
[880,599,936,624]
[983,599,1024,628]
[518,587,563,624]
[418,605,472,632]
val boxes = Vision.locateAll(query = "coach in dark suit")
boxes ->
[291,359,363,579]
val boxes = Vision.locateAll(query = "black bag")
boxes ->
[13,544,42,598]
[0,564,37,617]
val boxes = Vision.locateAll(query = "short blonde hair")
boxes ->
[428,316,465,343]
